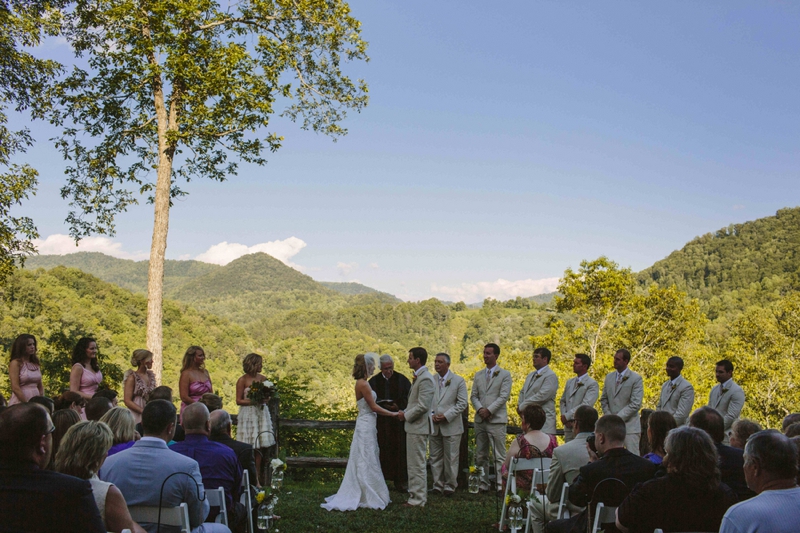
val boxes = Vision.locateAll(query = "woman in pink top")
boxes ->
[70,337,103,418]
[8,334,43,405]
[178,345,213,417]
[122,349,156,424]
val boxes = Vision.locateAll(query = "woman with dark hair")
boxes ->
[55,421,146,533]
[616,426,738,533]
[54,390,86,415]
[48,407,81,469]
[69,338,103,418]
[178,345,212,418]
[501,404,558,491]
[321,353,399,511]
[643,410,677,465]
[8,334,43,405]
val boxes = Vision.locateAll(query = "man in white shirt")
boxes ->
[600,349,643,455]
[470,343,512,492]
[518,347,559,435]
[559,354,599,442]
[429,353,468,496]
[720,430,800,533]
[707,359,746,445]
[655,356,695,426]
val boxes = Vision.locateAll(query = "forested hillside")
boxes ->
[639,207,800,319]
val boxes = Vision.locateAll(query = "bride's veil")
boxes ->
[364,352,379,375]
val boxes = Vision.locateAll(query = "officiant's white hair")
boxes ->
[379,354,393,365]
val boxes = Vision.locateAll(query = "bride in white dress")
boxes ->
[321,353,399,511]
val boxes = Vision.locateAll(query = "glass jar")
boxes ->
[468,471,480,494]
[256,501,271,531]
[508,505,523,531]
[271,469,284,490]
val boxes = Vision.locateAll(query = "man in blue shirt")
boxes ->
[172,403,244,533]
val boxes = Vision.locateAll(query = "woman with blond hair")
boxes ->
[122,349,156,424]
[322,353,398,512]
[8,334,43,405]
[100,407,137,456]
[55,421,146,533]
[236,353,275,482]
[178,345,213,418]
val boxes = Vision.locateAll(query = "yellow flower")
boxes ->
[256,491,265,504]
[469,466,476,474]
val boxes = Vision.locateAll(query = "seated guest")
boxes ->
[501,404,558,492]
[56,420,146,533]
[100,407,138,456]
[172,403,245,533]
[0,403,105,532]
[29,395,55,414]
[782,413,800,433]
[529,406,598,533]
[85,396,113,421]
[49,408,81,469]
[720,430,800,533]
[729,418,762,450]
[784,422,800,438]
[134,385,185,442]
[93,389,119,407]
[546,415,657,533]
[99,400,230,533]
[210,409,259,490]
[200,393,223,413]
[616,426,737,533]
[55,390,85,416]
[690,406,754,501]
[642,411,676,465]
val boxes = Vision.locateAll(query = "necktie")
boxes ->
[616,372,623,386]
[440,377,445,389]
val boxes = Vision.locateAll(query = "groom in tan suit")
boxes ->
[398,347,435,507]
[429,352,468,496]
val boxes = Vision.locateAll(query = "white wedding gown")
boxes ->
[321,390,391,511]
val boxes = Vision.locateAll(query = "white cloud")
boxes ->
[369,263,379,269]
[430,277,560,303]
[32,234,148,260]
[337,262,358,276]
[732,204,745,210]
[195,237,307,267]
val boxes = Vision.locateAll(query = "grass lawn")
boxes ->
[272,478,505,532]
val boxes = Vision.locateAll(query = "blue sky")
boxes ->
[15,1,800,301]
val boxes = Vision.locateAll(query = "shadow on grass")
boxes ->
[274,479,502,532]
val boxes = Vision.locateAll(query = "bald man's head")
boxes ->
[182,402,210,433]
[209,410,232,438]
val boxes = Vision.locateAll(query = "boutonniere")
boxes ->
[576,382,585,388]
[533,373,541,380]
[445,379,451,387]
[622,376,629,383]
[412,374,418,383]
[670,383,677,391]
[719,387,728,395]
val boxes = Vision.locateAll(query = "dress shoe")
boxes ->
[428,488,443,495]
[402,502,421,508]
[443,489,455,497]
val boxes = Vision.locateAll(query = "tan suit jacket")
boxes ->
[404,366,435,435]
[707,379,745,436]
[471,367,512,424]
[545,431,592,518]
[431,372,468,437]
[559,375,599,422]
[600,369,643,434]
[517,365,559,434]
[656,375,695,426]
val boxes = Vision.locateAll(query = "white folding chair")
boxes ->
[499,457,551,531]
[128,503,191,533]
[556,481,570,519]
[205,486,228,526]
[241,469,254,533]
[590,502,618,533]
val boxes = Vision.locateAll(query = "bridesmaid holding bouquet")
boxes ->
[236,353,275,484]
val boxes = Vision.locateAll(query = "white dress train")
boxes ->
[321,390,391,511]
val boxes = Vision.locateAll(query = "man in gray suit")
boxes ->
[100,400,229,533]
[656,356,695,426]
[518,347,559,435]
[397,347,435,507]
[471,343,512,492]
[600,348,643,455]
[707,359,745,445]
[429,352,468,496]
[559,354,599,442]
[529,406,599,533]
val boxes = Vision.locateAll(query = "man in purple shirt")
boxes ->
[171,403,244,533]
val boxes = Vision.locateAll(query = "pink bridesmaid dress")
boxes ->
[180,378,213,415]
[74,363,103,419]
[8,362,42,405]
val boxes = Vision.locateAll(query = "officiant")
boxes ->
[369,353,412,491]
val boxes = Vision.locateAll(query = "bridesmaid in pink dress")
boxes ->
[69,337,103,419]
[178,345,213,418]
[122,349,157,424]
[8,334,43,405]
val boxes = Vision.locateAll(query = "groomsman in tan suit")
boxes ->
[655,356,695,426]
[559,354,599,442]
[518,347,559,435]
[397,347,435,507]
[470,343,512,492]
[706,359,745,445]
[600,349,643,455]
[429,353,468,496]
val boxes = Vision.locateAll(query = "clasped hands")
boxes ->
[477,407,491,420]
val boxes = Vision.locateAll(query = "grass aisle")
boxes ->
[273,479,502,532]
